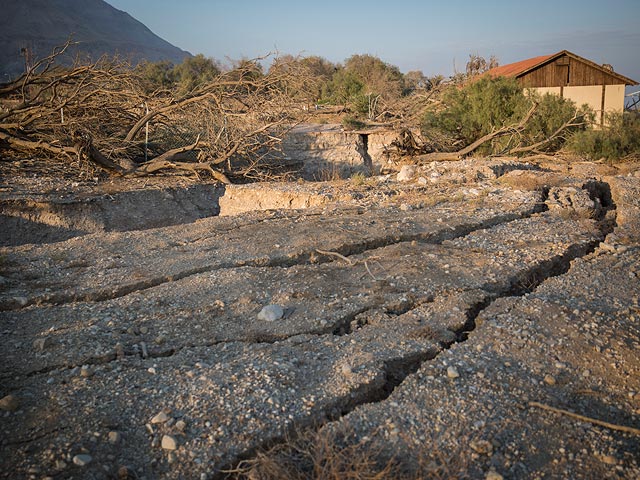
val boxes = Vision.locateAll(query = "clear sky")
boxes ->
[106,0,640,83]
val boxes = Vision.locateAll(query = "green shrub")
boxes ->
[421,77,589,155]
[566,112,640,162]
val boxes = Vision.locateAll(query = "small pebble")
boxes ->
[447,366,460,379]
[80,365,94,378]
[0,394,20,412]
[72,454,92,466]
[161,435,178,450]
[486,471,504,480]
[151,411,169,424]
[33,337,49,351]
[543,375,556,385]
[600,454,617,465]
[117,466,132,479]
[108,431,121,444]
[175,420,187,432]
[257,304,284,321]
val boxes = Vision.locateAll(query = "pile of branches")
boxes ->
[0,42,317,182]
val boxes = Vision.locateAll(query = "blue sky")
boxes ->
[106,0,640,83]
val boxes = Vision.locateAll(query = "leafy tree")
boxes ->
[422,76,589,155]
[404,70,429,93]
[321,68,364,106]
[343,54,405,100]
[423,76,530,147]
[136,60,175,93]
[172,54,221,94]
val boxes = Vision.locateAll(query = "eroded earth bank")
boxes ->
[1,158,639,479]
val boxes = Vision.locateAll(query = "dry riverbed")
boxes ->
[1,158,639,479]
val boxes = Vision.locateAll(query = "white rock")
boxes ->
[257,304,284,321]
[396,164,417,182]
[108,431,121,444]
[447,366,460,379]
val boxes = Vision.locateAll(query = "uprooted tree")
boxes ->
[0,42,320,182]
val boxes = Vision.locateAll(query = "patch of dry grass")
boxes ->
[225,424,470,480]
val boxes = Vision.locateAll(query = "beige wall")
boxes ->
[604,84,625,114]
[562,86,602,114]
[531,87,562,96]
[530,84,626,125]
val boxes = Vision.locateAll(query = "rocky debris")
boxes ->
[0,158,637,479]
[546,186,601,217]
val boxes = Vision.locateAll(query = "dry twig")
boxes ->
[528,401,640,435]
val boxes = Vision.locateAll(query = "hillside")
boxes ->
[0,0,191,80]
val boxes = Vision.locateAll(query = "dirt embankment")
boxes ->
[0,158,639,479]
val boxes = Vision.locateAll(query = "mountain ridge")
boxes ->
[0,0,191,79]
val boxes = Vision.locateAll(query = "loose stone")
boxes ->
[0,394,20,412]
[257,304,284,321]
[600,454,617,465]
[486,470,504,480]
[447,366,460,379]
[397,165,417,182]
[108,431,121,444]
[72,454,92,466]
[151,411,170,424]
[33,337,49,351]
[544,375,556,385]
[80,365,94,378]
[161,435,178,450]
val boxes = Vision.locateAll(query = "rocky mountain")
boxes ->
[0,0,191,80]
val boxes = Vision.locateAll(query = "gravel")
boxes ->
[1,158,638,479]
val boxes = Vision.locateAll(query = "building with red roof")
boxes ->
[485,50,637,125]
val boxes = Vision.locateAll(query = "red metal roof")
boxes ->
[485,53,556,78]
[484,50,638,85]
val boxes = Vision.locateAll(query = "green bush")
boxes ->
[421,76,589,155]
[566,112,640,162]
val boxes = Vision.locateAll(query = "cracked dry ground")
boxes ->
[1,164,639,479]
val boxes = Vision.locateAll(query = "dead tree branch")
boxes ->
[1,46,316,181]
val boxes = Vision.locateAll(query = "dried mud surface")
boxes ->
[1,158,639,479]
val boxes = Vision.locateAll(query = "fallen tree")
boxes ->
[0,43,317,182]
[417,76,590,162]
